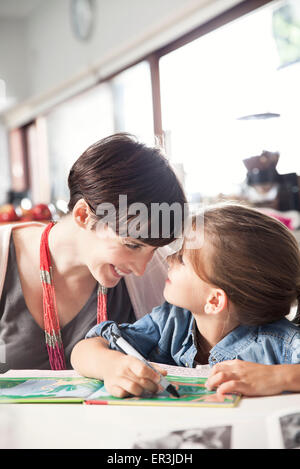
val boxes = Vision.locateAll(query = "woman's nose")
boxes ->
[131,250,155,276]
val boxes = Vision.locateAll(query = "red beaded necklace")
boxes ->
[40,222,108,370]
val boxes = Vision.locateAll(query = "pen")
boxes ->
[111,332,180,398]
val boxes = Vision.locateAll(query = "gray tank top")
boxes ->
[0,236,135,370]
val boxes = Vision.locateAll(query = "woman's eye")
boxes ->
[125,243,141,250]
[178,254,185,264]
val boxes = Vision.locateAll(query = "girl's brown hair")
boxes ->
[68,133,187,247]
[184,203,300,326]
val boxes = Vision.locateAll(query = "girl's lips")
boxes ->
[165,277,171,283]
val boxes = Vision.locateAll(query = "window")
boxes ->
[45,60,154,205]
[111,61,154,145]
[159,0,300,200]
[0,123,10,204]
[46,83,114,204]
[0,80,10,204]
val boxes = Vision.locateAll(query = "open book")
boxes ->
[0,364,240,408]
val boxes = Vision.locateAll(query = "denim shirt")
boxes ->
[86,301,300,367]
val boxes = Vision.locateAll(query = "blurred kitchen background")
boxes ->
[0,0,300,231]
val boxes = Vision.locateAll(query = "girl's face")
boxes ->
[163,250,211,314]
[80,224,157,287]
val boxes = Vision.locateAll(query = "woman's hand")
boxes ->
[103,354,168,398]
[206,359,286,397]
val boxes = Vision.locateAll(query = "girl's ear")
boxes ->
[204,289,227,315]
[72,199,94,229]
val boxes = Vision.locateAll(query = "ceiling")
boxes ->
[0,0,42,18]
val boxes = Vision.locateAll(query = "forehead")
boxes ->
[183,236,214,273]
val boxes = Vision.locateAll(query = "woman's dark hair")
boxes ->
[179,202,300,326]
[68,133,187,247]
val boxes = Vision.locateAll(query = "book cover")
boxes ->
[0,375,240,407]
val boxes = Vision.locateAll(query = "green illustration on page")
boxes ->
[0,375,241,407]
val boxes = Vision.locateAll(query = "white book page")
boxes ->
[1,369,82,378]
[150,362,211,378]
[2,365,212,380]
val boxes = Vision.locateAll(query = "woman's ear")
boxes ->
[72,199,94,229]
[204,289,228,315]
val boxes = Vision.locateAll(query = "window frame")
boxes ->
[147,0,274,141]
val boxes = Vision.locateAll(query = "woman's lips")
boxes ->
[110,264,130,278]
[110,264,121,278]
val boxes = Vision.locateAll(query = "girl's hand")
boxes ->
[205,359,285,397]
[103,354,168,398]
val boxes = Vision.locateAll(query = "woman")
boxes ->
[0,133,186,370]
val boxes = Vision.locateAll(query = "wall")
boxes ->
[0,19,26,203]
[0,18,29,103]
[26,0,233,96]
[0,123,10,204]
[0,0,245,204]
[2,0,243,127]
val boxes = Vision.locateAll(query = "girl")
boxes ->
[0,133,186,371]
[71,203,300,398]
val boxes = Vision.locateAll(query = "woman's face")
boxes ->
[80,224,157,287]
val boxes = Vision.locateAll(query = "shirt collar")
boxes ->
[209,324,258,364]
[182,316,196,347]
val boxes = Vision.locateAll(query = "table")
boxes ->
[1,389,300,449]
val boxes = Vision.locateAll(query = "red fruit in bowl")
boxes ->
[0,204,20,222]
[21,213,35,222]
[32,203,52,221]
[18,207,34,221]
